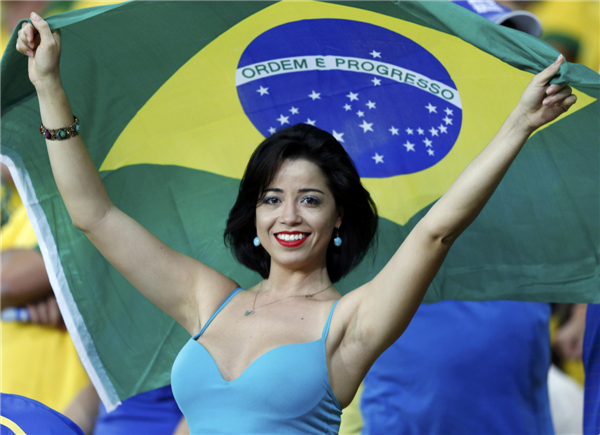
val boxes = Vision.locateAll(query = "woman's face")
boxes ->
[255,158,342,271]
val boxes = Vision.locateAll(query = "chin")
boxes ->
[270,250,314,269]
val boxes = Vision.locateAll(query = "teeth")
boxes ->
[277,234,308,242]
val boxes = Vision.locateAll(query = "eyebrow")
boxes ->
[264,188,325,194]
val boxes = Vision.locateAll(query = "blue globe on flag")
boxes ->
[236,19,462,178]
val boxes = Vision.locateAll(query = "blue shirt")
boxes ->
[583,303,600,435]
[360,300,554,434]
[93,385,182,435]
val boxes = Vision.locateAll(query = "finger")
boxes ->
[21,22,36,49]
[543,86,572,105]
[31,32,42,51]
[48,297,62,327]
[546,82,568,96]
[26,304,39,323]
[29,12,54,47]
[560,94,577,111]
[535,54,564,85]
[16,27,32,53]
[38,300,50,325]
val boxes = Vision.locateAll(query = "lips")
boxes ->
[274,231,311,247]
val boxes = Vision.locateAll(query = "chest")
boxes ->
[171,320,342,429]
[195,305,326,383]
[171,336,342,433]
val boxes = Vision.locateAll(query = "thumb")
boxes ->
[52,28,61,46]
[534,54,564,85]
[29,11,55,46]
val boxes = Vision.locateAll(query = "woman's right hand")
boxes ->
[15,12,62,88]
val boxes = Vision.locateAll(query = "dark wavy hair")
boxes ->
[224,123,378,283]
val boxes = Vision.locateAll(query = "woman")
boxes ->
[17,10,576,434]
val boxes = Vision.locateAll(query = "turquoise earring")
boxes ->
[333,228,342,247]
[253,236,260,247]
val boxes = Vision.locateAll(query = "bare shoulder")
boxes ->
[190,263,240,335]
[328,284,365,342]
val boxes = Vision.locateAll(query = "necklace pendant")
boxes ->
[306,294,313,298]
[244,308,255,316]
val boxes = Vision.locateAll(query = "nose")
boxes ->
[279,200,302,226]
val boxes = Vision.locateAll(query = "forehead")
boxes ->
[269,159,329,189]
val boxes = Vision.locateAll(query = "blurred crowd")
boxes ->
[1,1,598,434]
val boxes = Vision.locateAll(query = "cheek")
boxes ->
[255,211,273,234]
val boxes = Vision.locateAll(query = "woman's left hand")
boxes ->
[516,54,577,132]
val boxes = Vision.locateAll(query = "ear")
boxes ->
[335,206,344,228]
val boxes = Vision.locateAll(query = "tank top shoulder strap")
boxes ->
[193,287,243,340]
[321,299,340,340]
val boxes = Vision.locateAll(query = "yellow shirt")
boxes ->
[1,178,90,411]
[525,0,599,72]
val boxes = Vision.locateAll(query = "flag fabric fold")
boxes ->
[1,0,598,409]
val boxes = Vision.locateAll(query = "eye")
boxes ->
[301,196,321,206]
[263,196,280,205]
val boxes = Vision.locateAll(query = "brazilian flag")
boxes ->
[1,1,598,408]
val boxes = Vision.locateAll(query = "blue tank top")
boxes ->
[171,287,342,434]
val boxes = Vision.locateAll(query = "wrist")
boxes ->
[507,108,536,138]
[34,76,64,96]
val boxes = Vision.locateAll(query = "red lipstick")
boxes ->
[274,231,311,247]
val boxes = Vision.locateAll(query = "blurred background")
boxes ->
[1,1,598,435]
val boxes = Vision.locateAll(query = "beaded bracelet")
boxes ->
[40,115,79,140]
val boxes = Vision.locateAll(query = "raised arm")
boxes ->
[331,55,576,403]
[18,13,238,335]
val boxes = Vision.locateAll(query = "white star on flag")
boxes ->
[256,86,269,96]
[356,110,365,118]
[371,77,381,86]
[417,128,424,135]
[346,92,359,101]
[438,125,448,134]
[277,114,290,125]
[370,50,382,59]
[429,127,439,137]
[389,126,399,136]
[308,90,321,100]
[423,138,433,147]
[372,153,384,164]
[443,116,453,125]
[425,103,437,113]
[445,107,454,116]
[403,141,415,152]
[332,130,345,143]
[427,149,435,156]
[344,104,352,111]
[406,128,414,135]
[305,118,316,126]
[289,106,299,115]
[359,120,374,133]
[366,101,376,109]
[268,127,276,134]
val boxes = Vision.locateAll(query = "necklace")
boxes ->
[244,281,334,316]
